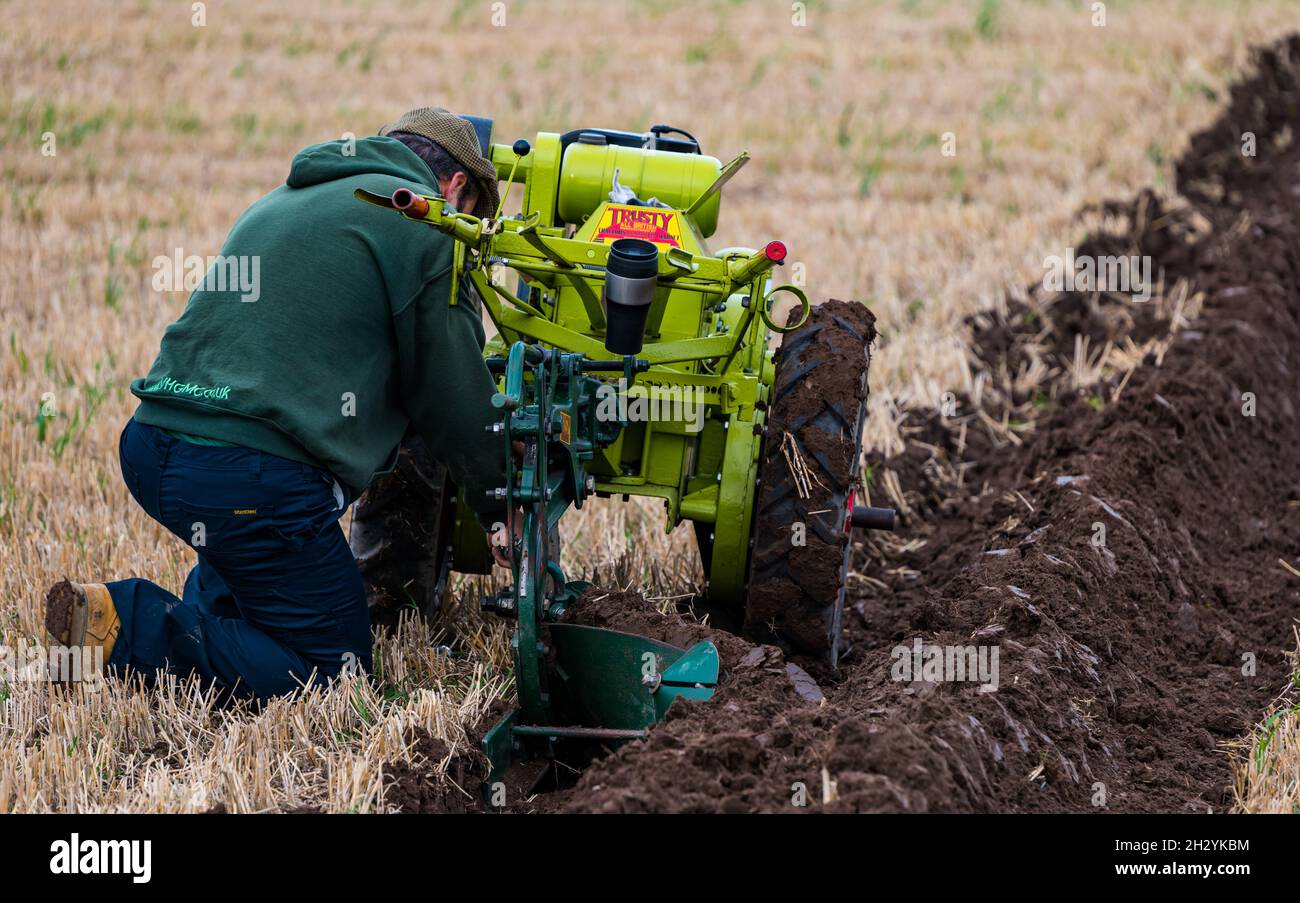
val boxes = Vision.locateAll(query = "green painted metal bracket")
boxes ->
[686,151,749,218]
[481,707,518,789]
[661,640,720,685]
[548,624,718,731]
[679,483,718,524]
[488,302,744,368]
[653,640,721,719]
[468,269,524,347]
[517,220,606,329]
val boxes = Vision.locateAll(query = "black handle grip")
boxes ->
[850,505,897,532]
[580,358,650,373]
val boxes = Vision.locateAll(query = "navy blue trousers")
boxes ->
[107,419,371,700]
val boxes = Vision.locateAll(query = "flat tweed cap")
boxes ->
[379,107,500,217]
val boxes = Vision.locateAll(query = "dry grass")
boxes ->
[1232,631,1300,814]
[1,0,1296,811]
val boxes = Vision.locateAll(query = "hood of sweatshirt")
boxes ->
[286,136,436,190]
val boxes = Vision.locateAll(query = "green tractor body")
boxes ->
[355,119,889,792]
[475,126,789,605]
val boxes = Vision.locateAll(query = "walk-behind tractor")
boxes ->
[355,119,895,788]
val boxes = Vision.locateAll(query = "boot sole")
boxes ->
[45,579,80,646]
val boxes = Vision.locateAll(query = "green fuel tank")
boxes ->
[557,141,723,236]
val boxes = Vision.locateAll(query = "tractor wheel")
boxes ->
[348,435,457,629]
[744,299,876,664]
[349,435,558,629]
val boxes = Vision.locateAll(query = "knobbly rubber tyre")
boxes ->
[349,436,456,629]
[743,299,876,664]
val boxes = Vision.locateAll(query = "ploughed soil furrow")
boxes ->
[541,37,1300,814]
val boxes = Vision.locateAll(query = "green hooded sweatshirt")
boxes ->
[131,136,506,528]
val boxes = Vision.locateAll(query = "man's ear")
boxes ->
[434,172,467,208]
[448,171,470,208]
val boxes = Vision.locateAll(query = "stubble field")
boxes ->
[1,0,1297,812]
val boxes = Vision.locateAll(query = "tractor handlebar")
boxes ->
[850,505,898,532]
